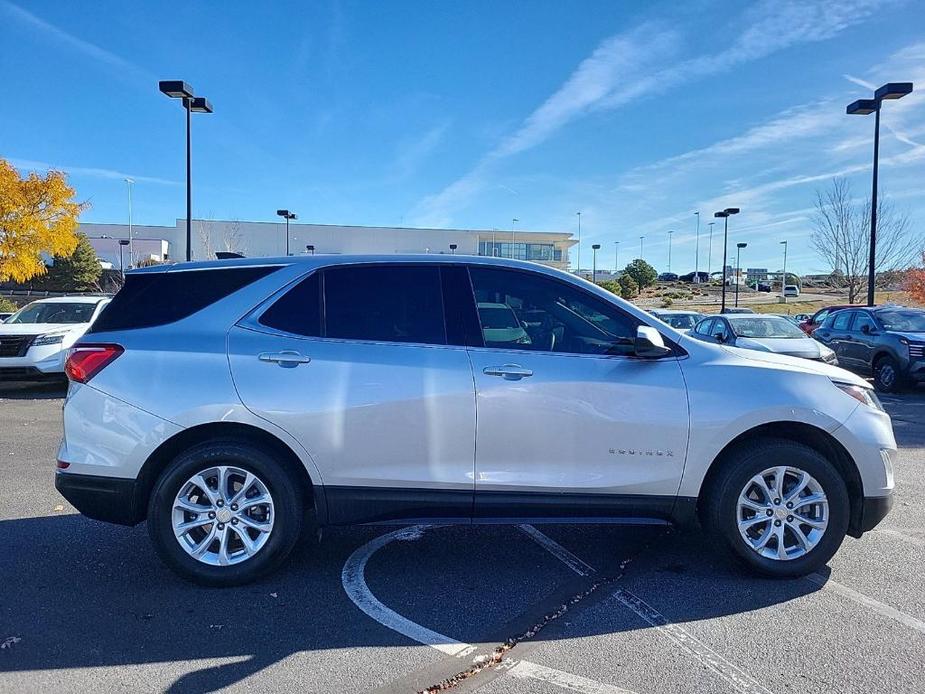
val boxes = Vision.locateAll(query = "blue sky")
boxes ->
[2,0,924,274]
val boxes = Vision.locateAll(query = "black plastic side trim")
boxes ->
[475,490,677,519]
[55,472,143,526]
[324,486,474,525]
[853,494,893,536]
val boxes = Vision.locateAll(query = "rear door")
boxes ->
[820,310,856,365]
[843,311,877,371]
[228,264,476,524]
[465,265,689,519]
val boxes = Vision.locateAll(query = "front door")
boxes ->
[228,264,476,524]
[465,266,689,520]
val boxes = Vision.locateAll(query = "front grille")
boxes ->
[909,343,924,360]
[0,335,36,358]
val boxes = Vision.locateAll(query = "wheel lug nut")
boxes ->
[231,504,238,511]
[208,512,215,519]
[774,498,781,505]
[217,500,224,507]
[217,523,224,530]
[231,518,238,525]
[774,520,782,527]
[786,502,793,509]
[766,510,773,516]
[787,515,793,522]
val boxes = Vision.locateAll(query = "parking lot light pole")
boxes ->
[639,235,644,261]
[847,82,913,307]
[614,240,620,273]
[125,178,134,268]
[449,243,457,255]
[158,81,213,262]
[511,218,519,259]
[780,240,788,299]
[592,244,600,283]
[306,244,315,255]
[714,207,740,313]
[667,230,674,274]
[693,212,701,282]
[118,239,130,279]
[276,210,297,256]
[576,212,581,274]
[735,242,747,307]
[707,221,715,279]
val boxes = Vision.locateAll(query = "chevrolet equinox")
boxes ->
[55,256,896,586]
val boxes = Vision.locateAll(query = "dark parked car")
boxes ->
[658,272,679,282]
[813,306,925,392]
[679,271,710,283]
[800,304,861,335]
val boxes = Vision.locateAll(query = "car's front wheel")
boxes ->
[705,438,849,578]
[873,355,906,393]
[148,440,303,586]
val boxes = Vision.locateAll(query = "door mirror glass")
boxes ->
[861,323,871,334]
[635,325,672,358]
[714,331,726,343]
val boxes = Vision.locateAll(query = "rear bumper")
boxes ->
[0,366,62,381]
[55,471,144,526]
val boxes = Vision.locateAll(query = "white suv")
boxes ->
[0,296,110,381]
[55,257,896,586]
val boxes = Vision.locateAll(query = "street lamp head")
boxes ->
[189,97,213,114]
[736,242,747,249]
[846,98,877,116]
[118,239,130,246]
[780,240,787,245]
[276,209,294,219]
[714,211,728,218]
[159,80,194,99]
[875,82,913,101]
[449,244,458,250]
[724,207,740,216]
[592,244,601,250]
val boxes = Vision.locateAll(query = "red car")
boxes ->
[800,304,865,335]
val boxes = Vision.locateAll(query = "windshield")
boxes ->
[878,310,925,333]
[7,301,97,325]
[662,314,701,330]
[728,316,806,339]
[478,305,520,329]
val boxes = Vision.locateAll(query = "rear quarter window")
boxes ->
[88,266,280,333]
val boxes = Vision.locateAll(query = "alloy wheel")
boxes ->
[736,466,828,561]
[172,465,275,566]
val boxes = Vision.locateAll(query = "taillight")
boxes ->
[65,344,124,383]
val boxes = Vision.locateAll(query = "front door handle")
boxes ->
[258,351,311,367]
[483,364,533,380]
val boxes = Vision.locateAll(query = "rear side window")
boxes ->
[323,265,446,345]
[258,272,321,336]
[89,266,280,333]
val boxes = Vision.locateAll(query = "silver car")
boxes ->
[692,314,838,364]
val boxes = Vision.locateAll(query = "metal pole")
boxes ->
[119,244,125,279]
[781,241,788,299]
[735,245,742,307]
[592,247,597,284]
[126,178,134,268]
[707,222,714,278]
[185,97,192,262]
[867,103,881,307]
[720,217,729,313]
[639,236,644,260]
[285,216,290,256]
[667,230,673,274]
[614,241,619,272]
[511,218,517,259]
[576,212,581,273]
[694,212,700,282]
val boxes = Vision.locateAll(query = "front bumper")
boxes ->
[851,494,894,537]
[55,471,144,526]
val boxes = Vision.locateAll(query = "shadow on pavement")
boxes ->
[0,514,823,692]
[0,380,67,400]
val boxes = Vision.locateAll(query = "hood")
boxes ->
[720,344,868,387]
[890,331,925,342]
[735,336,823,359]
[0,322,85,336]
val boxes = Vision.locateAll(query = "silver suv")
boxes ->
[56,256,895,585]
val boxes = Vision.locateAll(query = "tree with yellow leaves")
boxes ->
[0,158,85,283]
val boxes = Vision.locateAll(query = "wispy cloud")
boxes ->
[7,158,177,186]
[843,73,877,90]
[0,0,152,82]
[387,122,451,183]
[410,0,900,227]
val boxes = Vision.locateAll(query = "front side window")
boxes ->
[695,318,714,336]
[8,301,98,324]
[851,312,876,334]
[831,311,852,331]
[713,319,731,341]
[323,265,446,345]
[468,267,637,355]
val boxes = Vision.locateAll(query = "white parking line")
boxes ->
[518,524,596,576]
[805,573,925,635]
[614,590,773,694]
[341,525,639,693]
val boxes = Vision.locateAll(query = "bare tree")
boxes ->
[221,220,247,256]
[811,178,920,303]
[197,220,214,260]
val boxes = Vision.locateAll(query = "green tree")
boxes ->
[618,273,639,298]
[41,233,101,291]
[0,296,17,313]
[623,258,657,289]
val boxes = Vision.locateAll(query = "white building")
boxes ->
[79,219,575,271]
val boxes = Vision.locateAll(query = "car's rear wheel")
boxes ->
[705,438,849,578]
[873,355,906,393]
[148,440,303,586]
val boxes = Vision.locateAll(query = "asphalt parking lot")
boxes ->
[1,381,924,694]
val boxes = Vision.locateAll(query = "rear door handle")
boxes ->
[483,364,533,380]
[258,351,311,367]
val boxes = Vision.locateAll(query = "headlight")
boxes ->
[32,333,66,346]
[832,380,884,412]
[820,346,838,364]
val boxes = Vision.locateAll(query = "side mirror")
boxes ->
[861,324,872,335]
[635,325,672,358]
[714,331,726,343]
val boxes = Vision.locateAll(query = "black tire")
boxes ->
[704,438,850,578]
[148,440,304,586]
[873,355,907,393]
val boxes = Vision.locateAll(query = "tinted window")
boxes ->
[441,266,483,347]
[468,267,637,355]
[876,309,925,332]
[323,265,446,345]
[851,312,876,334]
[258,272,321,336]
[89,266,280,333]
[713,319,731,341]
[831,311,852,331]
[813,309,829,324]
[8,301,98,324]
[695,318,714,336]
